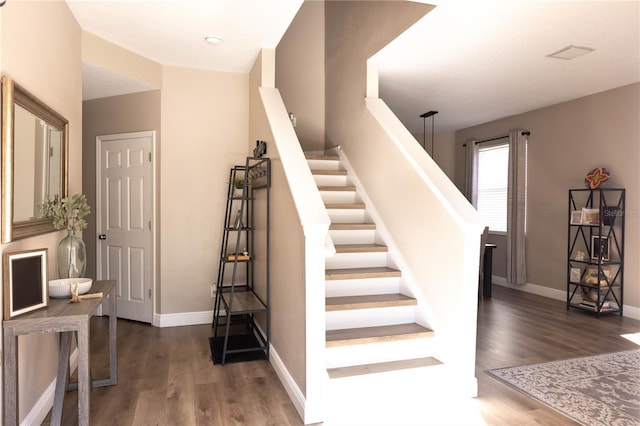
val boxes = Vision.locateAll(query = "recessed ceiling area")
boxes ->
[374,0,639,133]
[68,0,639,133]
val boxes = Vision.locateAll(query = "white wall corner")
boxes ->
[366,59,379,98]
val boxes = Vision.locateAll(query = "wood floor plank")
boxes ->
[327,356,442,378]
[311,169,347,176]
[326,323,433,346]
[40,285,639,425]
[334,243,387,253]
[326,293,416,311]
[324,202,365,209]
[325,266,401,280]
[317,185,356,191]
[329,222,376,230]
[305,154,339,161]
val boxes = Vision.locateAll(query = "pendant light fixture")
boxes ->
[420,110,438,158]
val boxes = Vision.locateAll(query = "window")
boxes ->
[477,143,509,232]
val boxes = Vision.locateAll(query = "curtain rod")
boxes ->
[463,131,530,147]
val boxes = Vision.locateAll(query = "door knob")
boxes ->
[98,234,107,240]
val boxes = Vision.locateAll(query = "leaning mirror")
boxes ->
[2,76,68,243]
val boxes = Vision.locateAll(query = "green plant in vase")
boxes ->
[40,194,91,278]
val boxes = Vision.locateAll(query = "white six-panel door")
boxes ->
[96,131,154,323]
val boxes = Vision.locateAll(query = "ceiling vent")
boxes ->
[547,45,595,60]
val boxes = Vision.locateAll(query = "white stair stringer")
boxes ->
[306,153,446,421]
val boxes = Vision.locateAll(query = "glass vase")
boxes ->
[58,229,86,278]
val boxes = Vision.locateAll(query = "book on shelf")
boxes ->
[574,298,619,311]
[226,253,250,261]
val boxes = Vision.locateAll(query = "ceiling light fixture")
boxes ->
[204,34,222,45]
[546,45,594,60]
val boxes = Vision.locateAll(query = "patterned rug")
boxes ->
[486,349,640,426]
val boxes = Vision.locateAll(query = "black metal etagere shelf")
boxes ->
[567,188,625,316]
[212,157,270,364]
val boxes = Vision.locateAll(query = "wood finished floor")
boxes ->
[43,285,639,425]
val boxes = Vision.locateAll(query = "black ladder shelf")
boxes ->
[212,157,270,364]
[567,188,625,316]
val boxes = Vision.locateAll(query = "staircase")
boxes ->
[306,153,448,420]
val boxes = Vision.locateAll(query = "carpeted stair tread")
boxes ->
[325,266,401,280]
[327,357,443,379]
[326,293,416,311]
[326,323,434,347]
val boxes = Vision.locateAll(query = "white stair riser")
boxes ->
[307,159,342,171]
[313,174,349,187]
[327,209,367,223]
[329,229,376,245]
[326,337,435,368]
[324,370,483,426]
[325,251,388,269]
[319,191,358,204]
[326,305,416,331]
[325,276,400,297]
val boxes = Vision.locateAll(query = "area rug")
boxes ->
[209,334,267,365]
[487,349,640,426]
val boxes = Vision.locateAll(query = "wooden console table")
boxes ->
[3,280,117,426]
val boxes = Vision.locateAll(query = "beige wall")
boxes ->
[324,2,488,381]
[454,83,640,310]
[412,130,456,181]
[276,0,326,152]
[251,50,310,396]
[1,1,82,421]
[160,66,249,314]
[82,31,162,89]
[82,90,162,308]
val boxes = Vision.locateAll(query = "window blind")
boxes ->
[477,143,509,232]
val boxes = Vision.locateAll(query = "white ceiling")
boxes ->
[67,0,640,133]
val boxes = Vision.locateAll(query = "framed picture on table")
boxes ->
[3,248,48,320]
[591,236,609,261]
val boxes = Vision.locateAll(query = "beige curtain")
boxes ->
[506,130,528,285]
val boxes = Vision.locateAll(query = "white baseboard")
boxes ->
[492,276,640,320]
[22,349,78,426]
[269,345,307,423]
[153,310,213,327]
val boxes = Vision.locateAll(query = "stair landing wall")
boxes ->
[325,1,483,395]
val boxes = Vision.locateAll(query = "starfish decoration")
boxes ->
[584,167,610,189]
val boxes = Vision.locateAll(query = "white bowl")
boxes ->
[49,278,93,299]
